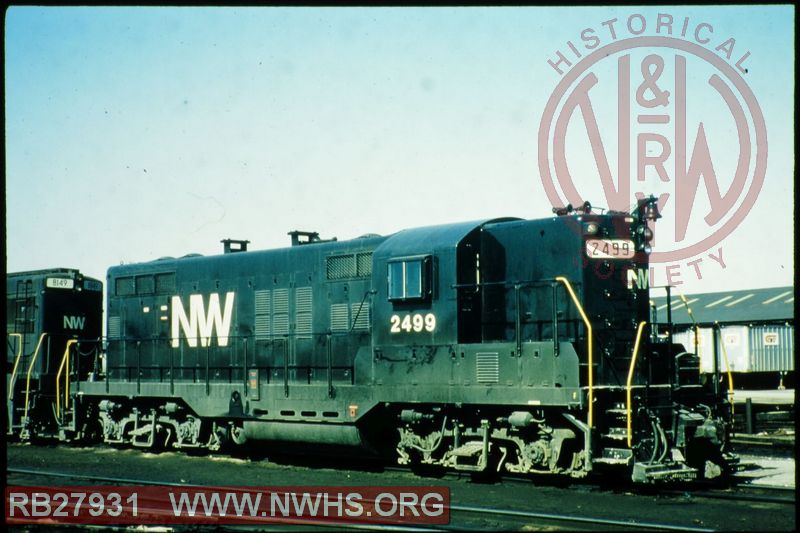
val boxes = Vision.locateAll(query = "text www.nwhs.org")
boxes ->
[170,490,446,518]
[6,486,450,525]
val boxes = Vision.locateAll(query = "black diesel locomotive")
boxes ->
[6,269,103,439]
[6,198,738,482]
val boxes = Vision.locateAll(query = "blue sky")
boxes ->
[5,6,794,295]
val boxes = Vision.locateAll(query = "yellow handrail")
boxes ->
[7,333,24,400]
[717,324,735,417]
[555,276,594,428]
[55,340,78,418]
[23,333,48,419]
[676,292,702,378]
[694,326,702,377]
[626,321,648,448]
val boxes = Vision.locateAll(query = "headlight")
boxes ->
[584,222,599,235]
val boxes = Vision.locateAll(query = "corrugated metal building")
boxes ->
[651,286,794,376]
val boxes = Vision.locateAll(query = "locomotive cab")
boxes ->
[376,198,736,482]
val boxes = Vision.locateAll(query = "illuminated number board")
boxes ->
[585,239,635,259]
[46,278,75,289]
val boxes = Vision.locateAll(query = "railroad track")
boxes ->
[655,485,795,506]
[446,504,716,532]
[10,449,794,504]
[6,467,729,532]
[383,464,796,506]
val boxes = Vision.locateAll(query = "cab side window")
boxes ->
[388,256,431,301]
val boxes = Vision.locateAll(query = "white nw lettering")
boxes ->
[171,292,235,348]
[627,268,649,290]
[63,316,86,330]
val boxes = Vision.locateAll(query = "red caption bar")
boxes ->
[5,486,449,526]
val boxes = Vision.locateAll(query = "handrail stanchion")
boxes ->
[55,340,78,418]
[551,283,559,356]
[7,333,24,400]
[514,284,522,357]
[23,333,49,420]
[626,322,648,448]
[327,334,334,399]
[555,277,594,429]
[716,322,735,417]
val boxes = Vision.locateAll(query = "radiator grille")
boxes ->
[155,273,176,294]
[356,252,373,276]
[350,302,370,330]
[327,252,373,280]
[255,290,271,314]
[327,255,357,280]
[273,289,289,315]
[254,315,271,340]
[273,314,290,336]
[107,316,121,339]
[295,287,312,338]
[136,275,154,295]
[254,290,271,339]
[272,288,290,336]
[476,352,499,384]
[115,277,134,296]
[295,287,312,311]
[330,303,350,331]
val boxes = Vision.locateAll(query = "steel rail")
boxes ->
[450,504,716,532]
[656,487,795,505]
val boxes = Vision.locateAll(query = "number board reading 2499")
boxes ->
[390,313,436,334]
[585,239,635,259]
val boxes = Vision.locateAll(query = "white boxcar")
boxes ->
[673,325,794,373]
